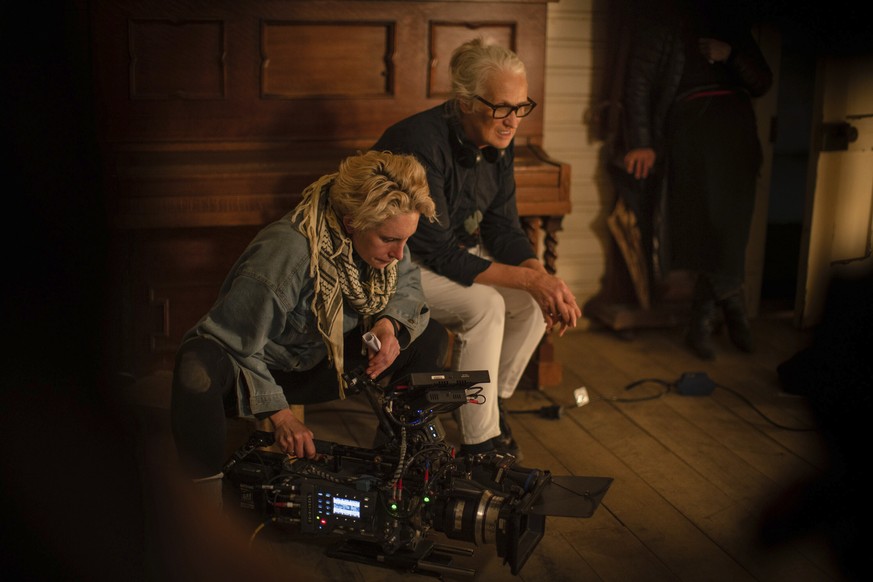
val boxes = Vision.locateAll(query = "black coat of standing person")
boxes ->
[622,0,772,359]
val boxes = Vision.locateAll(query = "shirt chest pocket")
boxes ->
[279,300,319,342]
[447,171,475,213]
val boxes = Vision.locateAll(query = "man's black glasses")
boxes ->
[474,96,537,119]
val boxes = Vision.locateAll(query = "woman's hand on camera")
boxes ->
[270,408,316,459]
[365,317,401,379]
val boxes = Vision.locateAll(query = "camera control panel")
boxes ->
[300,482,375,535]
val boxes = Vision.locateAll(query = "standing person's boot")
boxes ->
[686,279,717,360]
[718,291,754,353]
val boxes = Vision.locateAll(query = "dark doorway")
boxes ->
[761,40,816,313]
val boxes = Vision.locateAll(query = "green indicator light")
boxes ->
[423,496,430,503]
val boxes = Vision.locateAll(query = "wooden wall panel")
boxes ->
[130,226,262,370]
[428,21,515,97]
[91,0,548,144]
[261,21,394,97]
[129,19,226,99]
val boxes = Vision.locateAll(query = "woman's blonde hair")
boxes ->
[448,37,526,114]
[330,150,436,232]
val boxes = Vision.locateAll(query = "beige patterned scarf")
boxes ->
[292,174,398,397]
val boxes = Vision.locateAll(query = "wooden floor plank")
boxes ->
[504,408,676,582]
[557,322,827,472]
[507,390,756,582]
[564,328,813,502]
[542,327,846,582]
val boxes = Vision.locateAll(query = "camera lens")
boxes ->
[432,489,507,546]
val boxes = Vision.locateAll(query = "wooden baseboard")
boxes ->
[585,301,689,332]
[537,360,563,388]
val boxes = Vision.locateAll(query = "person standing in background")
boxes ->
[622,0,772,360]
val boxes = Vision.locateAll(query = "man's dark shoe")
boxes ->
[457,436,522,461]
[491,434,523,461]
[495,397,523,460]
[497,397,513,438]
[457,439,495,458]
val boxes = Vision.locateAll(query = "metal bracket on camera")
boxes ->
[221,429,276,473]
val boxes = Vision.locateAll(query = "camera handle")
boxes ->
[220,429,276,473]
[343,367,397,441]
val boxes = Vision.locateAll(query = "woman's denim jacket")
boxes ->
[181,210,431,417]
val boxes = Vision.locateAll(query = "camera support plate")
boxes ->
[326,539,477,578]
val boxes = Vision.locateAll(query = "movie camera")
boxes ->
[222,369,612,577]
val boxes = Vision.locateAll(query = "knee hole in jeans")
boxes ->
[176,352,213,394]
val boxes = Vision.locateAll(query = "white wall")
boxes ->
[543,0,609,326]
